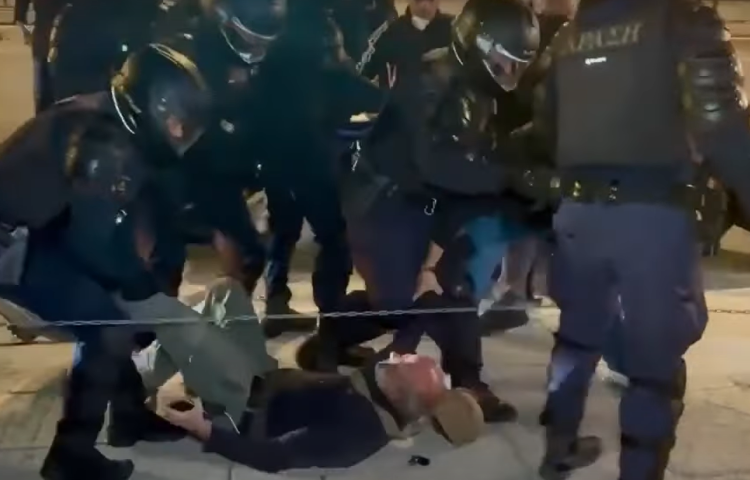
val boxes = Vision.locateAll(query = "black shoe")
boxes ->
[262,300,318,339]
[466,383,518,423]
[480,292,530,336]
[339,345,376,368]
[295,334,339,372]
[539,435,603,480]
[41,447,135,480]
[296,334,376,372]
[107,409,186,448]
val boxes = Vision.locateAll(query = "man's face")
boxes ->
[382,354,448,412]
[408,0,438,21]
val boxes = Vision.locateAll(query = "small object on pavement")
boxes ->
[408,455,431,467]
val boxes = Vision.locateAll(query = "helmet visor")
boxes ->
[150,88,209,157]
[475,33,531,92]
[220,18,277,64]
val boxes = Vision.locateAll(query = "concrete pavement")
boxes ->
[1,267,750,480]
[1,17,750,480]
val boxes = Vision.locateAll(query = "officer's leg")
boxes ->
[348,195,430,310]
[539,203,614,479]
[598,301,629,388]
[18,249,136,479]
[295,290,386,372]
[264,183,304,310]
[293,172,352,314]
[42,338,136,480]
[614,205,707,480]
[33,59,54,113]
[312,194,432,368]
[262,183,315,337]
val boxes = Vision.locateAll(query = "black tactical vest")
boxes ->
[426,53,499,161]
[553,2,692,168]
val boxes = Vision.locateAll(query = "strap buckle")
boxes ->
[424,198,437,216]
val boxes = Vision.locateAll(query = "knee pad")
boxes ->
[619,360,687,480]
[623,360,687,443]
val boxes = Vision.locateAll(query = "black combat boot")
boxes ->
[262,294,319,339]
[480,291,531,336]
[539,432,603,480]
[45,348,136,480]
[295,333,376,372]
[106,360,186,447]
[41,442,135,480]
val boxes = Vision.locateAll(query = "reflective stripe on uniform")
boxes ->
[356,19,392,74]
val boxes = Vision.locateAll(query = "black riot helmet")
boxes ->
[205,0,286,64]
[452,0,540,92]
[111,44,212,158]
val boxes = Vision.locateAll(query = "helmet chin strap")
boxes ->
[219,27,266,65]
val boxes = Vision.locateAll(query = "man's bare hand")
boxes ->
[160,399,213,441]
[413,269,443,300]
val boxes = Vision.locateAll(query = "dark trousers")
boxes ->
[602,300,626,374]
[33,59,54,113]
[263,165,351,312]
[335,193,483,386]
[16,246,146,457]
[543,201,707,480]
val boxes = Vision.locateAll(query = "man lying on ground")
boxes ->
[155,354,485,473]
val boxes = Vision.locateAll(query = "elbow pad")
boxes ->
[677,5,747,133]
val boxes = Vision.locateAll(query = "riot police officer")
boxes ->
[0,45,212,480]
[533,0,750,478]
[46,0,160,102]
[328,0,398,60]
[254,5,386,336]
[145,0,284,301]
[305,0,545,423]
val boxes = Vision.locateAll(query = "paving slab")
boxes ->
[2,10,750,480]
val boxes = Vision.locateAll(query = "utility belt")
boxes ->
[545,173,728,247]
[558,178,694,206]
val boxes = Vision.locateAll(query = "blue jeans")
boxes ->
[463,215,529,302]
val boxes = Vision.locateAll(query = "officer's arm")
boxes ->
[62,135,157,299]
[356,20,394,81]
[678,5,750,216]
